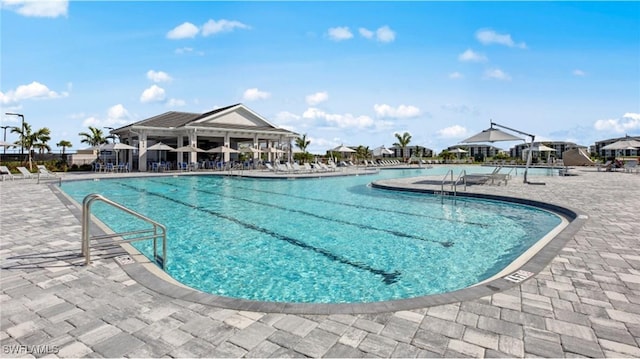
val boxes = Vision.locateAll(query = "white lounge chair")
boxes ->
[36,165,60,178]
[0,165,14,181]
[17,166,33,179]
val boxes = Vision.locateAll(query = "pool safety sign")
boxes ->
[504,270,534,283]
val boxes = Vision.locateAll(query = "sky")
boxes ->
[1,0,639,154]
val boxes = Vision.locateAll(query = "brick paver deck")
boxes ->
[1,167,639,358]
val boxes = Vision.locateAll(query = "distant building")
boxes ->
[446,144,504,160]
[510,141,582,160]
[389,145,433,158]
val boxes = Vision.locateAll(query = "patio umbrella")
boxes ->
[0,140,13,147]
[147,142,175,162]
[100,142,137,165]
[461,128,523,143]
[527,144,556,163]
[207,145,240,154]
[171,144,205,164]
[372,145,394,157]
[462,121,535,183]
[239,147,262,154]
[331,144,356,162]
[449,147,468,160]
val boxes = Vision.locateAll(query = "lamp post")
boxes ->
[1,126,9,154]
[5,113,25,155]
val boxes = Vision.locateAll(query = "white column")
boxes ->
[253,134,259,165]
[224,132,231,162]
[189,130,198,164]
[138,131,147,171]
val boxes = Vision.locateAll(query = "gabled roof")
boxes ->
[115,111,200,131]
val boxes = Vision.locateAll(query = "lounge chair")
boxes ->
[264,163,276,172]
[0,165,14,181]
[624,160,638,174]
[463,167,502,185]
[36,165,60,178]
[16,166,34,179]
[597,160,613,172]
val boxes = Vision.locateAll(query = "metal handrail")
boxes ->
[441,169,453,194]
[455,169,467,193]
[82,193,167,269]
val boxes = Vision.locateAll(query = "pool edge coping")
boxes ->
[50,175,587,314]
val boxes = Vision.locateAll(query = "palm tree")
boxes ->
[295,134,311,153]
[79,126,108,161]
[79,126,108,147]
[57,140,73,154]
[32,127,51,154]
[10,122,51,170]
[393,132,412,162]
[355,145,370,163]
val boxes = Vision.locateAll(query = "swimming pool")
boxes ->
[61,167,563,303]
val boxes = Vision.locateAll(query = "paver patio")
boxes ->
[1,167,639,358]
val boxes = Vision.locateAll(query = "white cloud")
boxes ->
[594,112,640,133]
[81,116,100,128]
[358,26,396,42]
[449,72,464,79]
[302,107,393,132]
[476,29,526,48]
[458,49,487,62]
[573,69,586,76]
[437,125,469,138]
[0,81,68,106]
[242,88,270,101]
[80,104,131,128]
[166,98,186,107]
[305,91,328,106]
[175,47,204,56]
[328,26,353,41]
[484,68,511,81]
[140,84,166,103]
[167,22,199,39]
[358,27,374,39]
[2,0,68,18]
[274,111,301,124]
[202,19,250,36]
[373,104,420,118]
[376,26,396,43]
[146,70,172,83]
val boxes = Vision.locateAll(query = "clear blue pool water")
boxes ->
[61,167,562,303]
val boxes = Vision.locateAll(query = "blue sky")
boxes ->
[1,1,639,154]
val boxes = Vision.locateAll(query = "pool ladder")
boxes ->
[81,193,167,269]
[440,170,468,201]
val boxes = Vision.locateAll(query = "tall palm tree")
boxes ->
[393,132,412,162]
[79,126,108,161]
[355,145,370,162]
[78,126,108,147]
[10,122,51,170]
[57,140,73,154]
[33,127,51,154]
[295,134,311,153]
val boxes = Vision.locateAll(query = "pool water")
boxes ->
[61,168,562,303]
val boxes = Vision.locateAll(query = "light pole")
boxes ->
[5,113,25,155]
[1,126,9,154]
[104,126,117,143]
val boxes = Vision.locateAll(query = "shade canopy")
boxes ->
[171,144,205,153]
[528,144,556,152]
[0,141,13,147]
[461,128,523,143]
[262,147,286,154]
[372,145,394,156]
[147,142,175,151]
[331,144,356,153]
[601,138,640,150]
[100,142,137,151]
[448,148,468,153]
[239,147,262,154]
[207,145,240,154]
